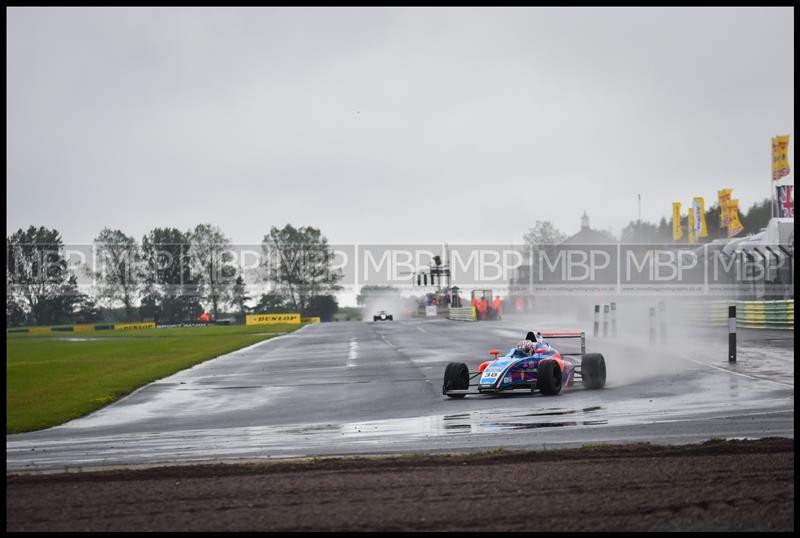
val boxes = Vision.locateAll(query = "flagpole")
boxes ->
[771,137,777,219]
[638,194,642,222]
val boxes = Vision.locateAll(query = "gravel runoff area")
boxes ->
[6,438,793,532]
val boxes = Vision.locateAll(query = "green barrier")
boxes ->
[448,306,477,321]
[51,326,75,332]
[676,299,794,329]
[94,324,114,331]
[7,328,29,333]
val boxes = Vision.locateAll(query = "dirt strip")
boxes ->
[6,438,794,531]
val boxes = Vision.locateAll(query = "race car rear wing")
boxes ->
[539,331,585,355]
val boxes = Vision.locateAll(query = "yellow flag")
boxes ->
[672,202,683,241]
[727,199,743,237]
[692,197,708,238]
[772,135,791,180]
[688,206,696,244]
[718,189,732,227]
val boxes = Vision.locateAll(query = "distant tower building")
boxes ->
[562,210,617,245]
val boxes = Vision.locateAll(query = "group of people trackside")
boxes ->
[471,294,502,320]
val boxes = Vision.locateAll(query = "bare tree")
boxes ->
[92,228,141,321]
[190,224,236,320]
[261,224,342,314]
[231,275,251,323]
[523,221,567,251]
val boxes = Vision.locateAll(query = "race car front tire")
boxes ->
[536,359,562,395]
[443,362,469,398]
[581,353,606,389]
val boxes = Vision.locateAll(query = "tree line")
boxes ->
[6,224,342,327]
[522,197,778,247]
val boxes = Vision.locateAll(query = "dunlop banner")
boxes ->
[772,135,790,180]
[718,189,732,227]
[726,199,744,237]
[114,322,156,331]
[301,317,321,324]
[246,313,302,325]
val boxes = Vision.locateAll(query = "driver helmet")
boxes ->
[517,339,537,355]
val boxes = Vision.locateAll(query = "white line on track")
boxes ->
[641,409,795,426]
[347,337,358,368]
[380,334,396,349]
[417,325,428,334]
[680,356,795,388]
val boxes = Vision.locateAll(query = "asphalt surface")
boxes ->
[6,315,794,472]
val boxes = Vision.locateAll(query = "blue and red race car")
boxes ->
[442,331,606,398]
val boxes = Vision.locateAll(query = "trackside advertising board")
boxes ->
[246,313,302,325]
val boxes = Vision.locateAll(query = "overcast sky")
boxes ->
[7,6,794,246]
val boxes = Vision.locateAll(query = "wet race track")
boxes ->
[6,317,794,472]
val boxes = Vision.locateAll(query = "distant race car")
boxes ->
[373,310,393,322]
[442,330,606,398]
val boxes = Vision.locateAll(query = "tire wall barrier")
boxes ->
[448,306,477,321]
[677,300,793,330]
[114,322,157,331]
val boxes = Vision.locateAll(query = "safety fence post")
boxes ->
[593,305,600,337]
[610,302,617,338]
[602,305,609,337]
[649,307,656,345]
[658,301,666,344]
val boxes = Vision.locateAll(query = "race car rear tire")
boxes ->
[536,359,562,395]
[443,362,469,399]
[388,315,393,320]
[581,353,606,389]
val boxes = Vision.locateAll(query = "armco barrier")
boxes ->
[8,322,153,332]
[448,306,477,321]
[8,321,160,333]
[677,300,793,330]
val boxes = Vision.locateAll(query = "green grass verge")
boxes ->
[6,323,302,434]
